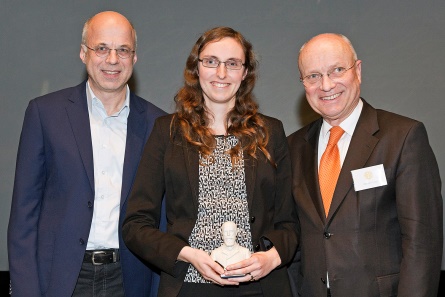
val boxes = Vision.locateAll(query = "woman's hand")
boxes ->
[223,247,281,283]
[178,246,239,286]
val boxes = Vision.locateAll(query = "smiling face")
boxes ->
[198,37,247,110]
[80,11,137,99]
[299,34,362,126]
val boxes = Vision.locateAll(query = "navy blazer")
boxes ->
[8,82,166,297]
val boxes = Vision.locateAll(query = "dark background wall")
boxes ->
[1,0,444,272]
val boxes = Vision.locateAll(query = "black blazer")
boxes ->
[123,114,298,296]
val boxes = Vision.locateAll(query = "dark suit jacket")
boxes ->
[123,114,298,296]
[8,82,166,297]
[287,100,442,297]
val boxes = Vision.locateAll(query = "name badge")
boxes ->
[351,164,387,191]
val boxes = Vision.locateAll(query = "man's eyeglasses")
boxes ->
[198,57,245,70]
[300,60,358,85]
[83,45,135,59]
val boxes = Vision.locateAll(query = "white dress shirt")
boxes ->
[85,82,129,250]
[318,99,363,168]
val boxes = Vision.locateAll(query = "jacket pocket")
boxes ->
[376,273,399,297]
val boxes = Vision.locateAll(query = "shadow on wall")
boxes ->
[128,72,139,95]
[296,92,320,128]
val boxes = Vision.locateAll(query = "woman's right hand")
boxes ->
[178,246,239,286]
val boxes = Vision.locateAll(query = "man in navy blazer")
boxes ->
[8,11,165,297]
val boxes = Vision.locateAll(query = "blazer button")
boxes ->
[79,238,85,245]
[254,244,260,252]
[324,232,332,239]
[250,216,255,223]
[321,278,326,284]
[87,201,93,208]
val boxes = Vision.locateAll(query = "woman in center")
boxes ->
[123,27,297,297]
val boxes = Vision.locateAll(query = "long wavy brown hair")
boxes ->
[172,27,273,165]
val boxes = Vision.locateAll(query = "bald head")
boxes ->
[298,33,357,74]
[81,11,137,49]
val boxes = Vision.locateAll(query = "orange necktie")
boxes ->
[319,126,344,217]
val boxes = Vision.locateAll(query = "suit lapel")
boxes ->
[303,119,327,223]
[65,82,94,192]
[65,86,155,206]
[183,136,200,214]
[120,94,149,206]
[244,153,257,209]
[327,100,380,222]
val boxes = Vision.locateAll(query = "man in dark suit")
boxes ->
[7,11,165,297]
[287,33,442,296]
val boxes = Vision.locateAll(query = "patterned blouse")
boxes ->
[184,135,254,283]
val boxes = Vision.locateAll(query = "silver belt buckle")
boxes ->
[91,250,106,265]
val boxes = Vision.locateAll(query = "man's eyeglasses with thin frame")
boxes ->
[83,44,135,59]
[198,57,245,70]
[300,60,358,85]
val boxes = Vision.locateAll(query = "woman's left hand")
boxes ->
[223,247,281,282]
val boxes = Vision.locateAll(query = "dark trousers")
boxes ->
[178,282,263,297]
[72,261,125,297]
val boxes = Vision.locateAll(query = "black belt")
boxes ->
[83,249,120,265]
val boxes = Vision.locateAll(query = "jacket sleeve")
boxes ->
[122,117,189,277]
[396,122,443,297]
[259,118,299,266]
[8,100,46,296]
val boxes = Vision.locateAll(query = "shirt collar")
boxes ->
[321,98,363,139]
[86,81,130,118]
